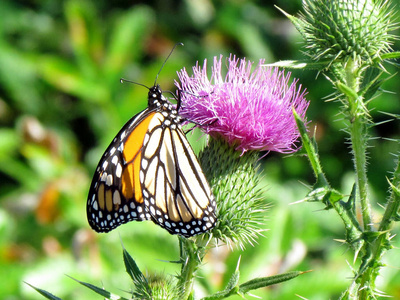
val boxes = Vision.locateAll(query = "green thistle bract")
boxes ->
[199,138,268,249]
[300,0,397,65]
[133,273,179,300]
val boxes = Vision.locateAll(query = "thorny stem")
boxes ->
[178,237,204,300]
[294,110,363,248]
[344,59,373,232]
[357,158,400,299]
[350,110,372,231]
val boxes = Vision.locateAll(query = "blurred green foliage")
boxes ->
[1,0,400,299]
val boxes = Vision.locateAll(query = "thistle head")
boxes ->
[176,55,309,155]
[295,0,397,65]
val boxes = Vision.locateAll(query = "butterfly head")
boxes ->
[147,84,180,118]
[148,84,166,108]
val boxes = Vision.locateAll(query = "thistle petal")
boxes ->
[176,55,309,154]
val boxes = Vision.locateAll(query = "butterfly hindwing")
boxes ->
[87,85,216,237]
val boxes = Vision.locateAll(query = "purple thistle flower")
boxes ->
[175,55,309,154]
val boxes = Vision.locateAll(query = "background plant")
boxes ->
[1,0,400,299]
[273,0,400,298]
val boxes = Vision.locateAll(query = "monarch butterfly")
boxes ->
[87,47,216,237]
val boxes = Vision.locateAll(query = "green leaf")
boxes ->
[360,67,383,103]
[200,267,240,300]
[293,109,329,187]
[38,55,109,103]
[306,187,343,207]
[239,271,307,294]
[336,82,358,102]
[264,59,330,70]
[380,51,400,60]
[123,247,152,296]
[0,129,20,159]
[105,6,155,81]
[64,0,101,77]
[0,42,43,114]
[342,184,357,215]
[275,6,309,39]
[24,282,62,300]
[67,276,130,300]
[0,158,40,190]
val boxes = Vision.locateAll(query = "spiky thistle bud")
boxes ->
[289,0,397,66]
[145,274,179,300]
[199,138,266,248]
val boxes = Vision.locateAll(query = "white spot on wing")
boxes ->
[142,158,148,170]
[159,128,176,188]
[106,174,113,186]
[120,130,126,140]
[116,163,122,178]
[140,170,145,184]
[144,157,158,195]
[143,133,150,146]
[113,190,121,205]
[144,128,162,158]
[100,172,107,182]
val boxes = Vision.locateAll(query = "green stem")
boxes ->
[344,59,373,231]
[356,157,400,299]
[294,110,363,245]
[349,112,372,231]
[178,237,204,300]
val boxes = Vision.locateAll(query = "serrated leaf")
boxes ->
[25,282,62,300]
[200,258,241,300]
[275,6,309,39]
[293,109,329,187]
[239,271,306,294]
[123,247,151,296]
[67,276,129,300]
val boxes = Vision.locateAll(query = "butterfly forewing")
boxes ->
[87,85,216,237]
[87,109,154,232]
[140,115,216,237]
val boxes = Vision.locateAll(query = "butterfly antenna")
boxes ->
[154,42,184,86]
[120,78,150,90]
